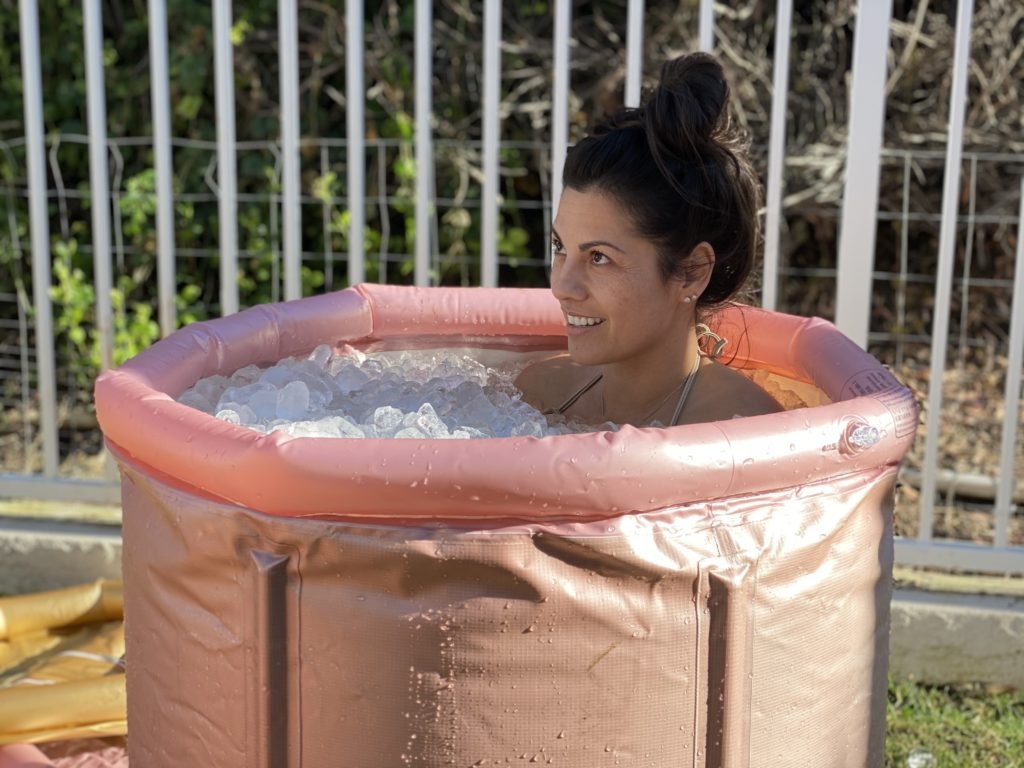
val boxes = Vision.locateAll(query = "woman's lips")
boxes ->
[564,313,605,336]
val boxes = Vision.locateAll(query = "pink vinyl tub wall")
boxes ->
[94,284,917,768]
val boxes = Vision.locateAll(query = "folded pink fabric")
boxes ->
[0,745,52,768]
[52,748,127,768]
[0,743,128,768]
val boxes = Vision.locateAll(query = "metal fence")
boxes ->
[2,0,1023,575]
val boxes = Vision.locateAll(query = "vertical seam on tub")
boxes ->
[700,556,757,768]
[352,283,378,338]
[712,423,738,499]
[259,304,288,361]
[249,548,291,768]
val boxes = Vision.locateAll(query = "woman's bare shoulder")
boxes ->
[681,361,784,423]
[515,354,595,412]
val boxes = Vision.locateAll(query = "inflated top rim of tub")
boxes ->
[94,284,917,520]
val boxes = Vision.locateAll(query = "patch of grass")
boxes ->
[886,679,1024,767]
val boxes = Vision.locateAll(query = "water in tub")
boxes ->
[176,344,608,438]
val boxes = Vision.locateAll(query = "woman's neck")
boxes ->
[597,328,702,425]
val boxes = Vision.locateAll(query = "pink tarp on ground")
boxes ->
[0,743,126,767]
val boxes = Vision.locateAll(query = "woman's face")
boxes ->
[550,187,700,369]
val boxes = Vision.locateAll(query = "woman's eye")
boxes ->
[551,240,565,255]
[590,251,609,265]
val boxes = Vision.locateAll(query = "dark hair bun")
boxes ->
[645,53,730,158]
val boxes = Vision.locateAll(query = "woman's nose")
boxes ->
[550,257,586,301]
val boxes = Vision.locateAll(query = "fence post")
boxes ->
[918,0,975,542]
[18,0,59,477]
[213,0,239,314]
[834,0,893,348]
[279,0,302,302]
[148,0,177,335]
[84,0,114,371]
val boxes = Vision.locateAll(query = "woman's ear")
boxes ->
[678,242,715,301]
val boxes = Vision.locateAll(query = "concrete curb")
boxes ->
[889,587,1024,689]
[0,517,122,594]
[2,519,1021,689]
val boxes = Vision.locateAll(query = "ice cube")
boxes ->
[193,375,230,405]
[248,388,280,421]
[229,365,263,386]
[215,408,241,425]
[373,406,405,435]
[260,365,296,388]
[511,420,545,438]
[330,415,366,438]
[457,392,497,429]
[333,364,370,393]
[277,380,310,420]
[178,389,212,413]
[308,344,333,369]
[414,403,449,438]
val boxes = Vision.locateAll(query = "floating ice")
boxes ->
[177,344,597,439]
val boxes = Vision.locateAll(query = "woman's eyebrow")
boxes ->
[550,227,626,254]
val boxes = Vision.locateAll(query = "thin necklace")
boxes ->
[667,352,702,426]
[604,351,702,425]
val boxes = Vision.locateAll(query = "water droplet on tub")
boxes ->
[742,458,754,466]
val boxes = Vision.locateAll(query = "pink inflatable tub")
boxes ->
[94,284,916,767]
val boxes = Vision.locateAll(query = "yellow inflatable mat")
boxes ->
[0,581,126,747]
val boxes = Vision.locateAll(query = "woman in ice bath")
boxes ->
[517,52,782,427]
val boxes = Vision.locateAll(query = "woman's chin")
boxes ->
[566,340,607,367]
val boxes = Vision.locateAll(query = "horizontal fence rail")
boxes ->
[1,0,1022,576]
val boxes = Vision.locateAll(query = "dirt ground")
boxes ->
[893,358,1024,546]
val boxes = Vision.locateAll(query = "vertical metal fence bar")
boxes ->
[84,0,113,372]
[698,0,714,52]
[993,175,1024,550]
[956,156,978,368]
[414,0,433,286]
[550,0,571,237]
[834,0,892,348]
[321,146,333,288]
[896,153,911,369]
[18,0,59,477]
[279,0,302,301]
[624,0,644,108]
[760,0,793,312]
[269,146,281,303]
[148,0,177,335]
[480,0,502,287]
[214,0,239,314]
[110,144,126,273]
[376,143,389,283]
[919,0,974,542]
[346,0,366,286]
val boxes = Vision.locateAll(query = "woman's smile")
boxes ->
[564,312,606,331]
